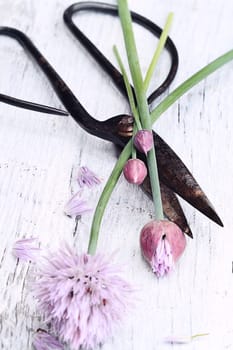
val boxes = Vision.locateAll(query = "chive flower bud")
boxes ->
[140,220,186,277]
[133,130,153,154]
[123,159,147,185]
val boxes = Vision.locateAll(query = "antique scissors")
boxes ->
[0,1,223,237]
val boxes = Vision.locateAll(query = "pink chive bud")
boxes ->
[123,159,147,185]
[140,220,186,277]
[133,130,153,154]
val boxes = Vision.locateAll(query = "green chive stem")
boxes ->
[117,0,164,219]
[88,46,233,254]
[191,333,209,340]
[113,45,139,159]
[151,49,233,123]
[88,141,132,254]
[113,45,142,130]
[131,124,137,159]
[144,13,173,92]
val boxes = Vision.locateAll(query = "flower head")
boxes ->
[77,166,101,188]
[33,245,134,350]
[123,159,147,185]
[12,238,40,262]
[64,191,92,217]
[140,220,186,277]
[133,130,153,154]
[33,329,64,350]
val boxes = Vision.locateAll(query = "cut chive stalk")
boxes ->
[131,124,137,159]
[191,333,209,340]
[113,45,142,130]
[88,141,132,254]
[144,12,173,92]
[150,49,233,122]
[117,0,163,219]
[113,45,139,159]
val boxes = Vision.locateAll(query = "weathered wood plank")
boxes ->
[0,0,233,349]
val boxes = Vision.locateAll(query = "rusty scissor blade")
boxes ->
[142,176,193,238]
[117,129,223,228]
[154,132,223,227]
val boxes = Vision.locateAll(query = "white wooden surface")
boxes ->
[0,0,233,349]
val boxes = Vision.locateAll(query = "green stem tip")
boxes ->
[144,12,173,92]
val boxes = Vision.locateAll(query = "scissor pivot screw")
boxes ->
[117,115,134,137]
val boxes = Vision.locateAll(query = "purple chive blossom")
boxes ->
[33,245,134,350]
[133,130,153,154]
[151,236,174,277]
[33,329,64,350]
[64,191,92,217]
[12,238,40,262]
[140,220,186,278]
[77,166,101,188]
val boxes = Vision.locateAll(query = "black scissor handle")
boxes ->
[0,26,135,145]
[64,1,179,104]
[0,92,68,116]
[0,27,107,136]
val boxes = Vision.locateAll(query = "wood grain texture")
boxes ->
[0,0,233,349]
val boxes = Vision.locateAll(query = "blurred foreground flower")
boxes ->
[77,166,101,188]
[33,245,134,350]
[13,238,40,262]
[133,130,153,154]
[64,191,92,217]
[123,158,147,185]
[33,329,64,350]
[140,220,186,277]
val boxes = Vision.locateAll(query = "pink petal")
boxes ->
[33,329,64,350]
[77,166,101,188]
[64,191,92,217]
[13,237,40,262]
